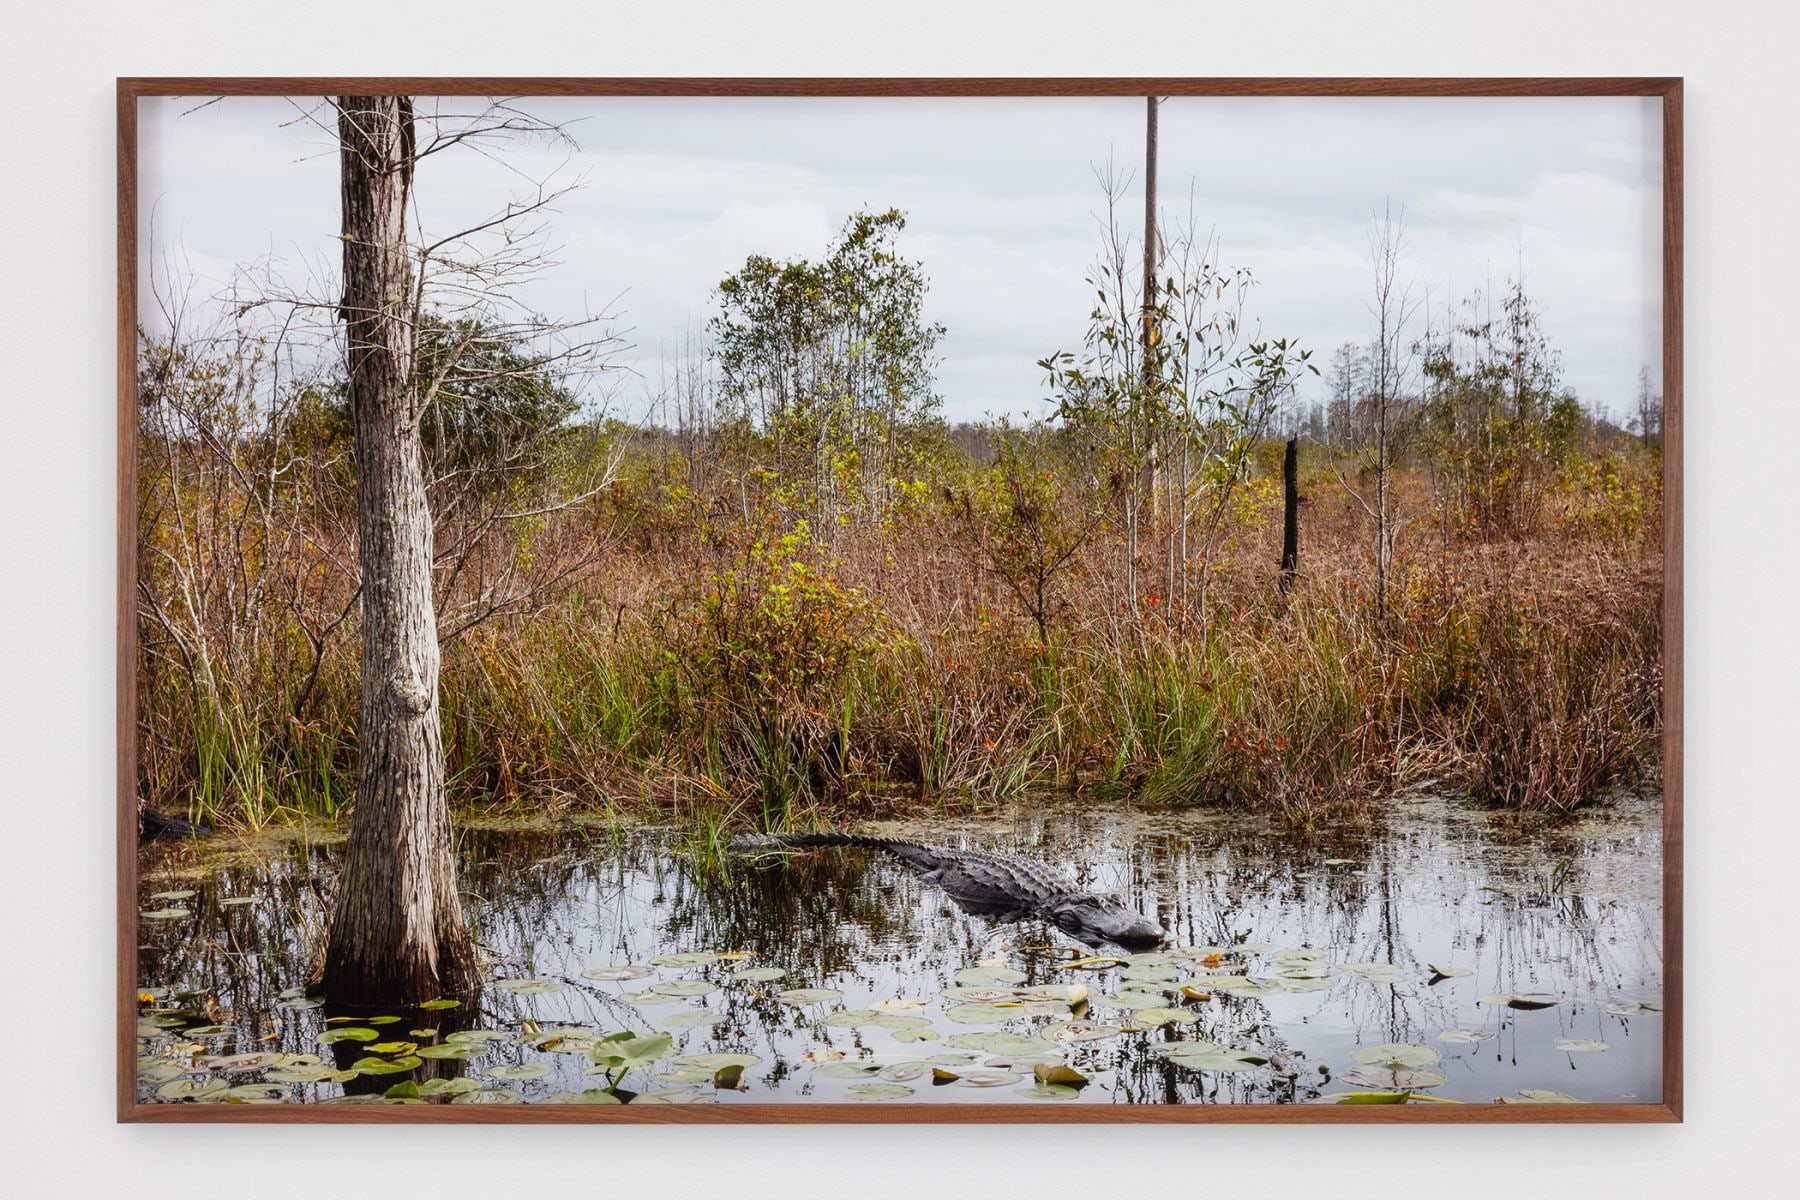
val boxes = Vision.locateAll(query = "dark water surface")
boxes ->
[135,792,1662,1107]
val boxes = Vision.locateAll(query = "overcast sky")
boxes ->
[138,94,1662,423]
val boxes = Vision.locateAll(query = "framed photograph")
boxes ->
[120,77,1681,1123]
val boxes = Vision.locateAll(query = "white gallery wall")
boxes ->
[0,1,1794,1195]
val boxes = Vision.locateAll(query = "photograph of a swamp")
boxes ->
[131,93,1666,1110]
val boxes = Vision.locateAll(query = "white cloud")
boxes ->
[137,93,1661,422]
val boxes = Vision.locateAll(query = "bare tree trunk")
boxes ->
[1141,96,1161,526]
[1280,436,1299,596]
[323,94,478,1005]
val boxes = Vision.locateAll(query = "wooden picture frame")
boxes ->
[119,76,1682,1124]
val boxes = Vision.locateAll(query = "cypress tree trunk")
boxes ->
[322,95,478,1004]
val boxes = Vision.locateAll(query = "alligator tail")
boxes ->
[727,831,890,855]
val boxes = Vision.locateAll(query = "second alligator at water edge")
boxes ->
[729,832,1167,950]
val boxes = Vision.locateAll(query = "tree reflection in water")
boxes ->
[136,793,1662,1105]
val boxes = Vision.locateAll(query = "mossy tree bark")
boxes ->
[322,95,478,1005]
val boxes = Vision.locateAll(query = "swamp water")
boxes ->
[136,792,1662,1107]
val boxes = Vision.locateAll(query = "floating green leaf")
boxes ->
[141,909,192,921]
[1349,1043,1440,1070]
[1341,1066,1447,1090]
[814,1061,882,1079]
[494,978,564,996]
[419,998,461,1011]
[775,988,842,1005]
[486,1062,550,1081]
[149,890,197,901]
[543,1089,622,1104]
[1437,1029,1494,1044]
[1481,993,1559,1011]
[650,952,720,968]
[846,1082,914,1100]
[732,966,786,983]
[351,1055,422,1075]
[944,1003,1017,1025]
[157,1078,227,1101]
[676,1052,761,1071]
[581,965,654,982]
[1554,1038,1609,1053]
[1014,1083,1079,1101]
[659,1009,720,1030]
[451,1088,523,1104]
[945,1033,1046,1055]
[1129,1007,1199,1028]
[317,1027,379,1045]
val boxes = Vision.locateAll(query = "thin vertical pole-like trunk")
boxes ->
[1141,96,1161,527]
[1280,436,1299,596]
[323,95,478,1005]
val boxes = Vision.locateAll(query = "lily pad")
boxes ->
[419,998,461,1010]
[218,897,258,908]
[1554,1038,1609,1053]
[954,1069,1022,1088]
[445,1029,513,1045]
[655,1067,713,1085]
[543,1089,623,1104]
[149,889,198,901]
[141,908,192,920]
[942,986,1017,1003]
[1128,1007,1200,1028]
[1426,963,1473,978]
[675,1052,761,1071]
[731,966,786,983]
[945,1033,1047,1055]
[814,1060,882,1079]
[775,987,843,1005]
[1120,964,1179,983]
[581,965,654,982]
[1349,1043,1440,1070]
[891,1028,940,1043]
[944,1003,1017,1025]
[1033,1062,1088,1087]
[451,1088,523,1104]
[659,1009,721,1030]
[649,979,719,998]
[414,1043,479,1061]
[1605,1000,1662,1016]
[824,1009,885,1028]
[846,1082,915,1100]
[1039,1021,1127,1043]
[485,1062,550,1081]
[651,952,720,968]
[1341,1066,1447,1090]
[351,1055,422,1075]
[877,1062,933,1082]
[1014,1083,1080,1101]
[494,977,564,996]
[1481,992,1560,1011]
[157,1078,228,1101]
[1502,1090,1583,1104]
[225,1083,285,1102]
[1096,990,1173,1012]
[1438,1029,1495,1044]
[317,1027,379,1045]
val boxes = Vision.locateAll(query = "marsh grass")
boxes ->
[138,446,1662,831]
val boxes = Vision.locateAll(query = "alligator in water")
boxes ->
[729,832,1166,950]
[138,806,211,841]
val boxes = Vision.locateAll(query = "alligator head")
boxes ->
[1049,893,1166,950]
